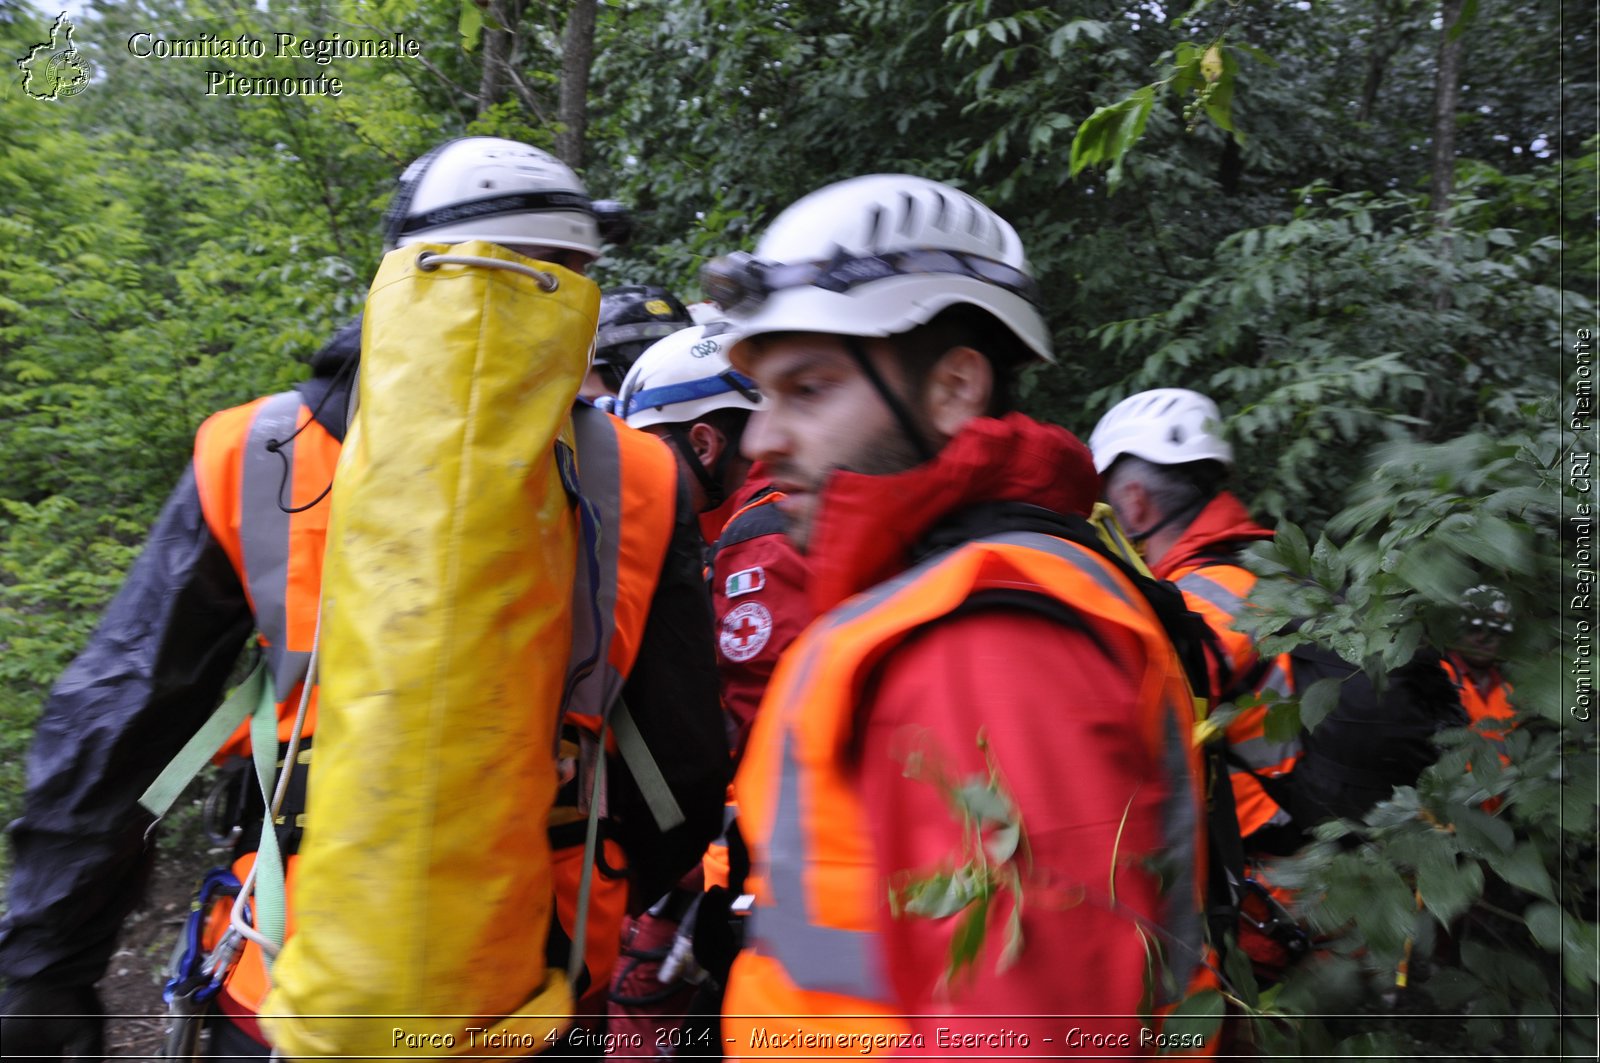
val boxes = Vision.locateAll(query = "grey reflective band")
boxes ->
[239,392,312,697]
[564,403,627,720]
[1176,569,1246,617]
[752,643,885,1002]
[595,321,682,351]
[1157,690,1206,999]
[1230,731,1302,770]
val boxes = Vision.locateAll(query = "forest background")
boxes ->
[1,0,1596,1055]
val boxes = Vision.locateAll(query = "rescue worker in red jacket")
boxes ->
[607,321,811,1047]
[704,174,1207,1055]
[617,320,810,754]
[1088,388,1302,854]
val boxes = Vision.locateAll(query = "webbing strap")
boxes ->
[612,698,685,831]
[248,698,288,968]
[568,738,606,987]
[139,658,267,819]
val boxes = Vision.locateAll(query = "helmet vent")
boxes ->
[863,205,884,250]
[930,189,950,230]
[1169,426,1185,444]
[898,191,918,234]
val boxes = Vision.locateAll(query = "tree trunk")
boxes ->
[477,0,523,115]
[1357,0,1407,124]
[555,0,598,167]
[1430,0,1465,227]
[1430,0,1466,311]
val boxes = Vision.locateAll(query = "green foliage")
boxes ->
[1093,173,1582,527]
[0,0,1590,1052]
[888,730,1032,989]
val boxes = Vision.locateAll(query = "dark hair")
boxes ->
[694,406,753,445]
[885,305,1027,416]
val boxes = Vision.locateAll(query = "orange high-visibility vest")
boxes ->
[551,403,679,1004]
[1441,656,1515,743]
[724,531,1207,1052]
[191,391,338,1036]
[190,394,680,1023]
[1171,561,1300,837]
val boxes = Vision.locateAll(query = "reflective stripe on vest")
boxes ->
[750,530,1205,1007]
[1175,568,1245,619]
[238,392,314,697]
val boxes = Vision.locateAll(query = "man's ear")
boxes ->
[687,421,725,468]
[1105,474,1153,531]
[924,345,993,438]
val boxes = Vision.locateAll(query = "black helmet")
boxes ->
[594,286,692,391]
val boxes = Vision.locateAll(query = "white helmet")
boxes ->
[703,174,1052,364]
[618,322,764,430]
[1088,388,1233,473]
[382,137,602,258]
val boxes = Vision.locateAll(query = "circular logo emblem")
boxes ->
[719,601,773,663]
[690,339,722,359]
[48,50,91,98]
[644,299,673,317]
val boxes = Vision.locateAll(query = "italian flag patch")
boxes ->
[724,566,766,598]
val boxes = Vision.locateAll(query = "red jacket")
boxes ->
[709,471,812,761]
[1153,493,1299,840]
[726,414,1207,1055]
[1153,491,1273,581]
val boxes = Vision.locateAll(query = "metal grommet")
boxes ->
[538,272,559,292]
[417,251,439,271]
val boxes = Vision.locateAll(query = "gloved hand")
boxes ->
[0,982,106,1060]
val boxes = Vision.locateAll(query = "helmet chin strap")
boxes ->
[841,336,937,465]
[1124,490,1212,544]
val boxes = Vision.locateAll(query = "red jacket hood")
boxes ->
[804,413,1100,613]
[1153,490,1274,579]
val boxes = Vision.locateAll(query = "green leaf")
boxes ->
[458,0,483,50]
[954,780,1014,825]
[1525,901,1564,951]
[1161,987,1224,1049]
[1450,804,1515,857]
[897,869,980,919]
[1262,696,1301,743]
[1416,845,1483,924]
[997,898,1025,972]
[1298,676,1343,733]
[1494,841,1556,900]
[948,897,990,979]
[986,821,1020,864]
[1274,520,1313,576]
[1392,546,1475,605]
[1069,87,1155,187]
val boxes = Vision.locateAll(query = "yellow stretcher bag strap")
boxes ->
[1089,501,1156,578]
[1089,502,1211,726]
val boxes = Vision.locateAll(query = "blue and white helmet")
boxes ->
[618,322,764,429]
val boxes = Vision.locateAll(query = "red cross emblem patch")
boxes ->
[719,600,773,663]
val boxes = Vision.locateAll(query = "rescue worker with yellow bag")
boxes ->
[0,314,361,1062]
[258,136,726,1060]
